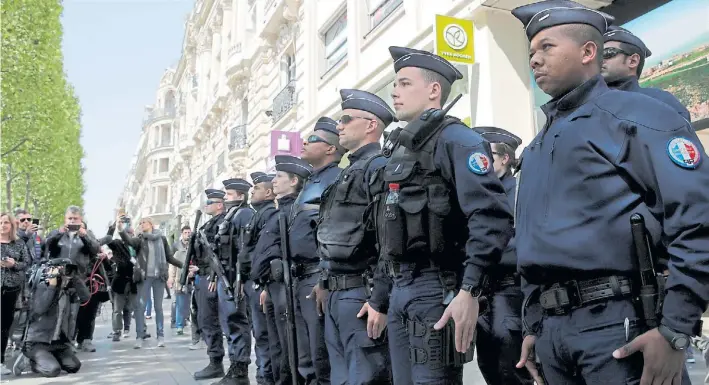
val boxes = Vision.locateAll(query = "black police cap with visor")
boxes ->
[388,46,464,84]
[250,172,275,185]
[275,155,313,179]
[475,126,522,151]
[204,189,225,200]
[310,116,347,154]
[339,89,397,127]
[511,0,615,41]
[603,25,652,58]
[222,178,252,194]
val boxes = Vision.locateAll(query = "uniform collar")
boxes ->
[348,142,381,163]
[542,74,608,116]
[606,76,641,92]
[277,193,298,206]
[309,162,339,183]
[252,199,275,211]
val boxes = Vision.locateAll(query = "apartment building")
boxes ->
[117,0,701,236]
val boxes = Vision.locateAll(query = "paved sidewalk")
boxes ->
[1,300,706,384]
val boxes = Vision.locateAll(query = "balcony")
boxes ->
[147,142,174,156]
[226,43,251,89]
[179,139,195,159]
[143,108,176,127]
[146,203,173,223]
[260,0,300,39]
[228,125,247,160]
[271,81,296,124]
[178,189,192,212]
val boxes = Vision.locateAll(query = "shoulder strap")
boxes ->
[362,153,384,203]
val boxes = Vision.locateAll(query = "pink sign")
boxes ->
[270,130,303,157]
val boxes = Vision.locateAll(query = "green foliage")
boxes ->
[1,0,85,229]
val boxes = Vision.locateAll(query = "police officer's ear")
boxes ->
[626,52,641,72]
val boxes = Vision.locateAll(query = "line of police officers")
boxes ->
[183,1,709,384]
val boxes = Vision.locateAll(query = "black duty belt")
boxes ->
[539,276,633,315]
[497,273,519,288]
[324,274,366,291]
[383,260,436,278]
[291,262,321,279]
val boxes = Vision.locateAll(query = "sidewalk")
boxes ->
[1,299,705,384]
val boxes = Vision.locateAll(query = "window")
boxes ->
[153,127,160,148]
[323,12,348,72]
[367,0,402,31]
[159,158,169,173]
[241,98,249,125]
[248,0,257,30]
[217,152,225,174]
[153,160,158,174]
[206,166,214,187]
[161,126,172,146]
[280,54,296,88]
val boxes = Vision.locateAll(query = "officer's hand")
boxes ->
[357,302,387,339]
[433,291,478,353]
[306,285,328,317]
[208,281,217,292]
[516,335,545,384]
[48,268,60,287]
[260,289,269,314]
[613,327,685,385]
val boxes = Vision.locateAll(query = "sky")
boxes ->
[61,0,194,230]
[623,0,709,67]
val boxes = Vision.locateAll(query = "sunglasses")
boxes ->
[205,199,222,205]
[306,135,333,146]
[337,114,373,125]
[603,47,633,60]
[19,218,32,222]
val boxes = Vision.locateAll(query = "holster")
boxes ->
[406,318,475,368]
[269,259,284,283]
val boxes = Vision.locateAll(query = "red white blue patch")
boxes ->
[467,152,491,175]
[667,137,701,169]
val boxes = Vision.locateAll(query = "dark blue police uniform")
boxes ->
[194,189,229,380]
[472,127,532,385]
[212,178,256,384]
[251,156,313,385]
[512,2,709,383]
[243,172,278,385]
[290,119,342,385]
[317,90,395,385]
[603,25,692,122]
[370,47,513,385]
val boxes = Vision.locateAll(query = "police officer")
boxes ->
[511,2,709,384]
[371,46,513,385]
[242,172,278,385]
[212,178,256,385]
[472,127,532,385]
[288,117,345,385]
[250,155,312,385]
[601,25,691,121]
[193,189,229,381]
[315,89,395,385]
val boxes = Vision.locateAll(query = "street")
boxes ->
[2,298,707,384]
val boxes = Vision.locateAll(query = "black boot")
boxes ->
[210,362,250,385]
[194,357,225,380]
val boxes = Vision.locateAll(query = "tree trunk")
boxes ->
[24,173,30,210]
[5,164,13,212]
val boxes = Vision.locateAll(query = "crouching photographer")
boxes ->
[23,258,89,377]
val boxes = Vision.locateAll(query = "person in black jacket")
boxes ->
[104,239,137,341]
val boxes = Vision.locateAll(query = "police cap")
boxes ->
[475,126,523,151]
[603,25,652,57]
[339,89,396,127]
[275,155,312,179]
[204,189,225,200]
[250,172,275,185]
[511,0,614,41]
[389,46,463,84]
[222,178,252,193]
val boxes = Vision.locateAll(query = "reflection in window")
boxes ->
[323,12,348,73]
[368,0,403,31]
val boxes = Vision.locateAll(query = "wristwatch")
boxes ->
[460,284,483,298]
[658,324,691,350]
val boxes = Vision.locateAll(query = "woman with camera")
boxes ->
[1,212,29,375]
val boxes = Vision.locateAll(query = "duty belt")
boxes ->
[383,260,436,278]
[323,274,367,291]
[539,276,633,315]
[291,262,321,279]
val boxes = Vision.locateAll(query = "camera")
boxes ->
[67,224,81,232]
[39,258,78,285]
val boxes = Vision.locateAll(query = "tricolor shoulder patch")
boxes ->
[467,152,491,175]
[667,137,701,169]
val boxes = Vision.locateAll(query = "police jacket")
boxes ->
[498,173,517,271]
[196,212,225,275]
[249,193,297,283]
[292,162,341,215]
[607,76,691,122]
[241,200,277,277]
[217,203,254,276]
[45,230,100,276]
[516,74,709,336]
[26,276,90,343]
[371,120,513,290]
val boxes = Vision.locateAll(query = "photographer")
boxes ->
[24,259,89,377]
[45,206,100,275]
[104,238,138,341]
[15,209,44,265]
[1,212,29,376]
